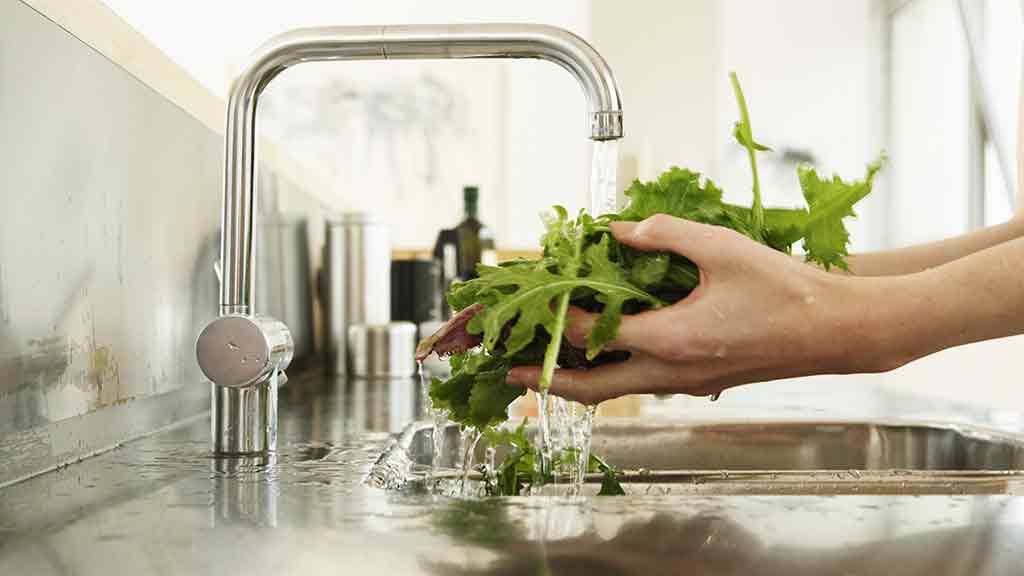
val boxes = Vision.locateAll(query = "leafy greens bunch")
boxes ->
[426,73,885,493]
[484,418,625,496]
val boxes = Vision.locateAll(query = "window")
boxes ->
[887,0,1019,246]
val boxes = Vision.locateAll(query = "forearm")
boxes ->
[841,215,1024,276]
[839,235,1024,372]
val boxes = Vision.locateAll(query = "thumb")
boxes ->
[610,214,736,267]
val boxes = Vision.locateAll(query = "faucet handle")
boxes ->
[197,315,293,388]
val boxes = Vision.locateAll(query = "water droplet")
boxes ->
[226,341,240,351]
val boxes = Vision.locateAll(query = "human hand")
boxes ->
[506,214,898,404]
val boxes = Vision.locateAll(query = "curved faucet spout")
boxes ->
[219,23,624,315]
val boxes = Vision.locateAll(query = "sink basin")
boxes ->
[370,418,1024,495]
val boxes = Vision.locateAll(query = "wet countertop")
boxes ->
[2,374,1024,575]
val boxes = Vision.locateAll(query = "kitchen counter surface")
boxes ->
[2,373,1024,575]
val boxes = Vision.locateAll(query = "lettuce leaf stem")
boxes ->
[538,229,584,391]
[729,71,765,241]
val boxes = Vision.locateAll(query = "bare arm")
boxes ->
[886,234,1024,361]
[506,215,1024,404]
[840,214,1024,276]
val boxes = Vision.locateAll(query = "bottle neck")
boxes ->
[462,186,479,221]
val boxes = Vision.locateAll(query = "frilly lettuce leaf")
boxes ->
[798,155,886,270]
[427,73,885,499]
[429,350,526,429]
[453,209,662,360]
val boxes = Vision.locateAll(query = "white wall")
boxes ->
[593,0,888,250]
[716,0,888,252]
[99,0,592,249]
[98,0,888,252]
[590,0,720,187]
[889,0,972,246]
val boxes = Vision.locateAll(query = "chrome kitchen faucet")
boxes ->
[195,24,624,454]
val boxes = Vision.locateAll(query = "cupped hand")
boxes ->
[506,214,890,404]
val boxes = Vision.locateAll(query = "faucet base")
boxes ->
[210,371,284,454]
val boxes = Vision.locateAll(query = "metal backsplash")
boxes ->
[0,1,221,486]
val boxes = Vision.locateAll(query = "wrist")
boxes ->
[1011,210,1024,237]
[817,272,931,374]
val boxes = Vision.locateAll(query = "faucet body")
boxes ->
[196,23,624,454]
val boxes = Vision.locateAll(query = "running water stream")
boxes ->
[417,361,448,492]
[458,427,483,497]
[419,141,618,496]
[533,140,619,495]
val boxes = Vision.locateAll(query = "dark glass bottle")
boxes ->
[455,186,496,280]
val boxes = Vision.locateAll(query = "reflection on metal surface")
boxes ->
[209,374,279,454]
[374,419,1024,495]
[197,316,294,389]
[197,316,294,453]
[211,455,278,528]
[425,500,1024,576]
[4,386,1024,575]
[340,377,424,434]
[0,0,226,485]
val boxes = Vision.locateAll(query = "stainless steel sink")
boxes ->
[370,418,1024,495]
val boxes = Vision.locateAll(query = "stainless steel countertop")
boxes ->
[2,373,1024,575]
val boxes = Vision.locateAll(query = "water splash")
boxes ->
[459,428,483,497]
[571,405,596,496]
[553,397,572,486]
[417,360,449,493]
[529,140,619,494]
[534,390,554,488]
[483,444,497,494]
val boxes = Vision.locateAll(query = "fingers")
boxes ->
[506,366,628,405]
[610,214,736,267]
[506,364,734,405]
[562,307,593,348]
[507,356,669,405]
[564,306,673,358]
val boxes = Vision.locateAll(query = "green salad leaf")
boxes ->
[798,155,886,270]
[482,419,625,496]
[590,453,626,496]
[425,72,886,496]
[429,351,525,429]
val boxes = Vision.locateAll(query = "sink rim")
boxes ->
[369,417,1024,495]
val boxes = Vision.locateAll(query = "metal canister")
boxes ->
[323,213,391,375]
[346,322,417,378]
[342,321,420,433]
